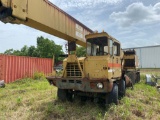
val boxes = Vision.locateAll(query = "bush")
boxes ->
[33,71,45,80]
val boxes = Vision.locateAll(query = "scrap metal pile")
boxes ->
[146,74,160,92]
[0,80,5,88]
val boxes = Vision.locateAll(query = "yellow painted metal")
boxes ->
[84,56,110,79]
[0,0,93,47]
[77,58,84,77]
[12,0,27,20]
[85,32,121,45]
[62,55,85,78]
[1,0,11,7]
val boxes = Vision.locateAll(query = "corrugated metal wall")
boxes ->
[124,45,160,68]
[0,55,53,83]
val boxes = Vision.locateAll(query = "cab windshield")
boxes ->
[87,37,108,56]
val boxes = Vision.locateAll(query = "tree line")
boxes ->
[4,36,86,62]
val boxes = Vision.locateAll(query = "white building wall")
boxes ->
[134,49,141,67]
[125,45,160,68]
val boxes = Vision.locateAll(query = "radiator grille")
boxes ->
[66,63,83,78]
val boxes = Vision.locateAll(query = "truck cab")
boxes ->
[85,32,122,80]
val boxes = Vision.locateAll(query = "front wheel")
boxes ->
[57,89,73,102]
[107,83,118,105]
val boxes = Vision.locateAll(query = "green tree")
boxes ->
[4,49,14,55]
[76,46,86,57]
[20,45,29,56]
[4,48,24,56]
[37,36,64,62]
[3,36,64,62]
[28,46,39,57]
[13,50,21,56]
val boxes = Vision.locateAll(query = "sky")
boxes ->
[0,0,160,52]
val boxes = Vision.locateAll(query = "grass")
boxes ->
[104,78,160,120]
[0,70,160,120]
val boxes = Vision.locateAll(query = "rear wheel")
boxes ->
[136,72,140,83]
[107,83,118,105]
[118,80,126,99]
[127,72,136,85]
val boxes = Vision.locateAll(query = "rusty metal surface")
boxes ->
[123,49,139,69]
[124,74,133,88]
[46,76,113,93]
[0,54,53,83]
[43,0,93,33]
[0,0,93,47]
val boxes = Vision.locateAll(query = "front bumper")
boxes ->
[46,76,113,93]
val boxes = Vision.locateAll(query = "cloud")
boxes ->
[50,0,122,6]
[49,0,122,10]
[110,2,160,27]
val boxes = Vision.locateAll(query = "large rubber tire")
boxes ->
[136,72,140,83]
[57,89,73,102]
[138,72,140,82]
[81,96,88,102]
[118,79,126,99]
[57,88,67,101]
[127,72,136,85]
[107,83,118,105]
[66,90,73,102]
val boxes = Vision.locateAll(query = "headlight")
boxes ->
[97,83,103,89]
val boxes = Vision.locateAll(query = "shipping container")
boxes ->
[0,54,53,83]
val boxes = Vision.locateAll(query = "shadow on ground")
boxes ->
[31,97,108,120]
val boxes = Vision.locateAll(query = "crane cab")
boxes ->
[85,32,122,80]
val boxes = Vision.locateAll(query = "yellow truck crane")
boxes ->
[0,0,140,105]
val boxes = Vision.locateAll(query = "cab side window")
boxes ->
[109,40,113,55]
[113,42,120,56]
